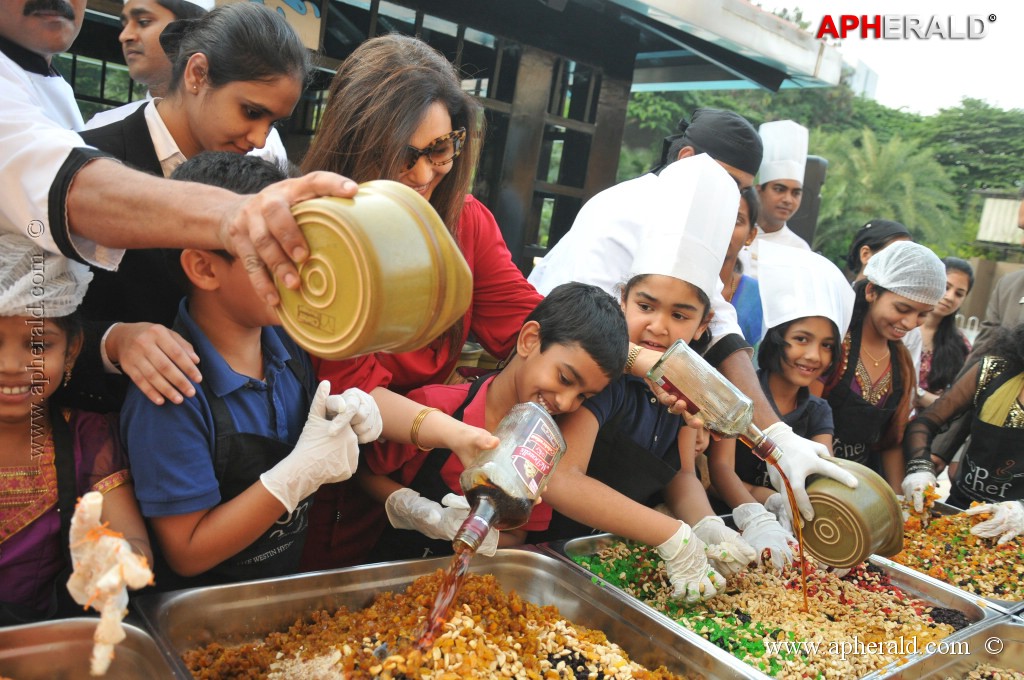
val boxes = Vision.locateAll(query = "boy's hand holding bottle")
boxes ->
[384,489,500,555]
[732,503,794,570]
[656,521,728,604]
[261,381,367,513]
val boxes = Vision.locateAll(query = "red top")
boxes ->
[313,195,543,394]
[301,196,543,570]
[366,377,552,532]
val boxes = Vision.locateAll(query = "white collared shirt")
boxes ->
[143,99,187,178]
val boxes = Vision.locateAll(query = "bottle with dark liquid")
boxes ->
[646,339,780,464]
[453,402,566,552]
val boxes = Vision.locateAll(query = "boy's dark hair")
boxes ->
[165,151,287,287]
[159,0,207,21]
[757,317,841,381]
[526,282,629,379]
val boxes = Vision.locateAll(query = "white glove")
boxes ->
[66,492,153,676]
[326,388,382,444]
[733,503,794,571]
[260,381,360,513]
[764,422,858,522]
[656,522,726,604]
[902,470,939,513]
[691,515,757,578]
[966,501,1024,545]
[384,488,500,556]
[763,493,794,534]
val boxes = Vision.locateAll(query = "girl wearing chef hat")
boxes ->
[67,2,309,414]
[537,153,760,604]
[708,241,855,567]
[822,241,946,491]
[0,236,152,625]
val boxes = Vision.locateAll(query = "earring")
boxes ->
[63,364,72,387]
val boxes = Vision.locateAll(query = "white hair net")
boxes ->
[863,240,945,305]
[0,235,92,318]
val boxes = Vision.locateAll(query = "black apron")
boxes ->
[0,409,82,625]
[156,323,315,590]
[948,369,1024,508]
[368,378,487,562]
[826,331,902,474]
[530,405,680,544]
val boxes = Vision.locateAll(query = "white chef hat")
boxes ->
[758,120,808,185]
[0,235,92,318]
[124,0,215,12]
[863,240,946,305]
[758,241,855,338]
[630,153,739,298]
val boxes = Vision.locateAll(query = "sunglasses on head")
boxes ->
[403,127,467,171]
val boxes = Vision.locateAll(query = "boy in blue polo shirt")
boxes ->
[120,153,377,588]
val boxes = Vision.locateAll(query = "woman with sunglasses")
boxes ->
[298,34,544,569]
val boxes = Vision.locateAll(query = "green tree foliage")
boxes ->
[812,128,958,264]
[920,98,1024,196]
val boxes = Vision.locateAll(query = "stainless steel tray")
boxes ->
[879,615,1024,679]
[0,616,180,679]
[133,546,757,679]
[886,500,1023,612]
[542,534,999,680]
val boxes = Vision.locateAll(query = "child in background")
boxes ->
[720,186,763,347]
[709,241,854,567]
[0,236,151,624]
[916,257,974,411]
[821,241,946,492]
[122,152,499,588]
[535,153,757,604]
[360,282,629,561]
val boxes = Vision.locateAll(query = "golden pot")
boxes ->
[275,181,472,360]
[801,457,904,569]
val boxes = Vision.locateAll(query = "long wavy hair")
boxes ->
[301,34,482,240]
[923,257,974,392]
[301,35,482,359]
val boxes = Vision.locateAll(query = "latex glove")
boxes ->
[764,422,858,522]
[966,501,1024,545]
[384,488,499,555]
[691,515,757,578]
[260,380,359,513]
[733,502,794,570]
[763,493,794,534]
[326,388,382,443]
[66,492,154,676]
[656,522,727,604]
[902,470,939,514]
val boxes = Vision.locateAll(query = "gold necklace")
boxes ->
[861,345,890,367]
[725,272,739,302]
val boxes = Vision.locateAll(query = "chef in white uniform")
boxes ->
[85,0,290,171]
[738,120,812,280]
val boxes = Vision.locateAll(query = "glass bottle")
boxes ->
[453,402,567,553]
[646,339,780,464]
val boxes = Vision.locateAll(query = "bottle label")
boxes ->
[510,418,561,495]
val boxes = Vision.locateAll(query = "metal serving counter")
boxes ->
[0,617,178,679]
[541,533,1000,680]
[133,546,755,679]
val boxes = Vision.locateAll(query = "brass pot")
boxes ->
[801,457,904,569]
[275,181,472,360]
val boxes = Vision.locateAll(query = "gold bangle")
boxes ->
[410,407,440,451]
[623,344,642,375]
